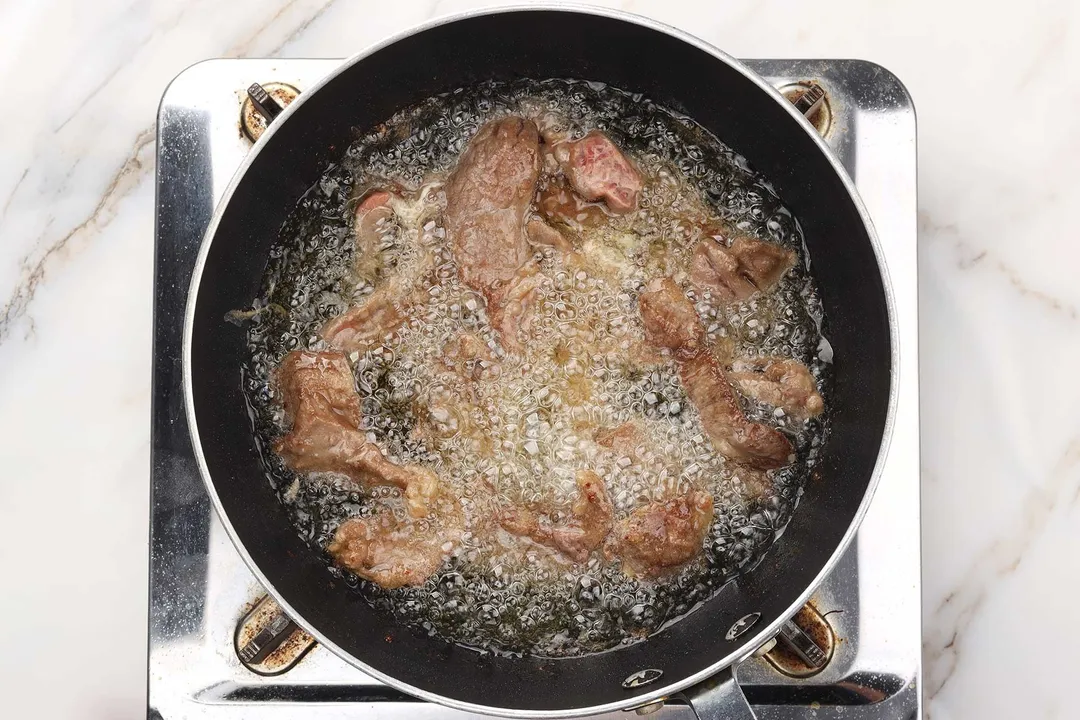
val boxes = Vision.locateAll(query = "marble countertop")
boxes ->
[2,1,1077,718]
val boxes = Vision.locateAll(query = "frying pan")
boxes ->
[183,6,896,719]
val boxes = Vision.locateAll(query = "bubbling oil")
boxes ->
[243,79,831,657]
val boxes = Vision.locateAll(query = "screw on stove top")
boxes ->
[240,82,301,143]
[751,636,778,657]
[632,699,666,715]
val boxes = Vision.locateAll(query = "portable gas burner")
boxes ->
[151,58,919,719]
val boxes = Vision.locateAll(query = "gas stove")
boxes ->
[150,58,920,719]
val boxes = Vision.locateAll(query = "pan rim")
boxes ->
[181,4,900,716]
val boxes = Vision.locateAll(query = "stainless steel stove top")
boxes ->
[151,58,920,719]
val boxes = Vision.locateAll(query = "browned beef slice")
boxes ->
[498,470,614,563]
[557,131,642,214]
[637,279,794,469]
[274,350,446,517]
[729,356,824,419]
[610,491,715,578]
[445,116,541,295]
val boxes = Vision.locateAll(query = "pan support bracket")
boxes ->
[241,81,300,142]
[724,605,833,675]
[667,605,833,719]
[779,80,832,135]
[772,614,830,670]
[233,595,316,676]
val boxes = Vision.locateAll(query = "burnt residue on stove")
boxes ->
[234,594,317,675]
[240,82,301,142]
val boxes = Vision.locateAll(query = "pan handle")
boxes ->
[677,665,757,720]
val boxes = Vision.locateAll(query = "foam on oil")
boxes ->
[243,79,831,657]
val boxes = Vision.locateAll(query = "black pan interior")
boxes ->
[189,10,891,712]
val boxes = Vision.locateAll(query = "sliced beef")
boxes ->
[690,234,796,304]
[487,260,544,351]
[276,349,362,428]
[352,189,395,281]
[328,506,462,589]
[323,188,435,355]
[729,356,824,420]
[638,279,794,469]
[321,284,414,355]
[594,421,647,460]
[609,491,714,578]
[444,116,547,351]
[729,236,796,290]
[555,131,642,214]
[536,177,609,230]
[499,470,614,563]
[638,277,705,355]
[445,116,541,294]
[558,470,616,559]
[273,350,445,517]
[526,217,575,254]
[690,236,757,303]
[680,351,794,469]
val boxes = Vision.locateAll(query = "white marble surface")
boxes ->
[1,0,1077,718]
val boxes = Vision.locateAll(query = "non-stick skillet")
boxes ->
[183,7,896,719]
